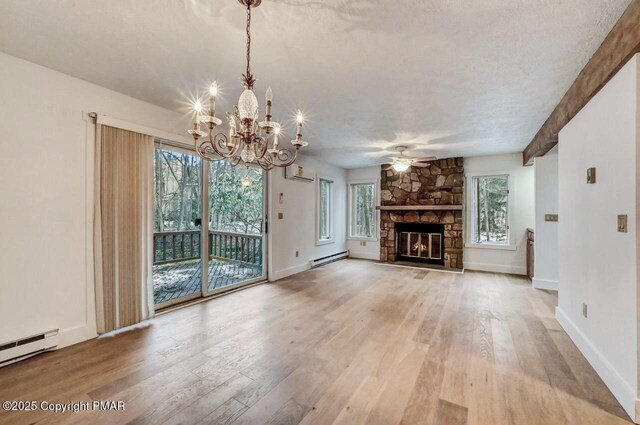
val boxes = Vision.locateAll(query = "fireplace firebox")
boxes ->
[395,223,445,266]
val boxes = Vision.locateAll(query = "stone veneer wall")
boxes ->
[380,157,464,269]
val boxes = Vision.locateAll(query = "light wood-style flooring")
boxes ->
[0,259,631,424]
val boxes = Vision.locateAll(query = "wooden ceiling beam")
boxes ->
[522,1,640,165]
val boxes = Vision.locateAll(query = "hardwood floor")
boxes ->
[0,259,631,424]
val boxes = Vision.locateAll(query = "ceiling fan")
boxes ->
[379,146,437,172]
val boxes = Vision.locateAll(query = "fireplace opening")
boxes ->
[395,223,445,265]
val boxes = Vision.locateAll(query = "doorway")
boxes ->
[152,141,266,308]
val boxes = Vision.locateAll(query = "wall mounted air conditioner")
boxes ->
[0,329,59,367]
[285,164,315,182]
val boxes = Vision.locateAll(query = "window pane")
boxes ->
[208,161,263,235]
[350,183,375,238]
[319,179,332,240]
[154,147,201,232]
[474,176,508,244]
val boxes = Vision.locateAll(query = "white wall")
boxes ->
[0,52,348,350]
[533,146,559,290]
[557,55,638,419]
[268,156,347,280]
[0,52,191,348]
[463,153,535,275]
[346,166,381,260]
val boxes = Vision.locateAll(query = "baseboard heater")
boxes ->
[0,329,59,367]
[310,251,349,268]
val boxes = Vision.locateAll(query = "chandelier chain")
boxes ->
[246,2,251,79]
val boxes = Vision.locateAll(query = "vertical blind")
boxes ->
[94,125,154,333]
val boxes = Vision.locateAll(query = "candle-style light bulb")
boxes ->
[209,82,218,97]
[273,126,280,150]
[265,86,273,121]
[295,110,303,140]
[229,116,236,138]
[194,100,203,113]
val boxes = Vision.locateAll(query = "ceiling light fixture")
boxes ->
[391,146,413,172]
[188,0,308,170]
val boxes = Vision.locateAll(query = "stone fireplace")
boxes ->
[379,157,464,270]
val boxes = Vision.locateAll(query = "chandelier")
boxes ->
[188,0,308,170]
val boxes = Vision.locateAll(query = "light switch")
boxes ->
[278,212,284,220]
[545,214,558,222]
[279,192,284,204]
[618,214,627,233]
[587,167,596,184]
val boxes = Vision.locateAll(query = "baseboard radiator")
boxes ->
[0,329,59,367]
[310,251,349,268]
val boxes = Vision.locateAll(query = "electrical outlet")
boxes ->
[545,214,558,222]
[278,212,284,220]
[582,303,588,318]
[295,251,299,258]
[360,241,367,246]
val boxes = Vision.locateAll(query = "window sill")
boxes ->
[316,239,335,246]
[465,242,516,251]
[347,237,378,242]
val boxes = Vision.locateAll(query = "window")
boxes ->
[349,182,376,239]
[317,178,334,243]
[471,175,509,244]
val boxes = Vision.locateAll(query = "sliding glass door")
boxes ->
[153,144,203,308]
[204,162,266,296]
[153,141,266,308]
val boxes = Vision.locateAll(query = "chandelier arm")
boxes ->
[253,136,268,159]
[230,138,243,157]
[195,141,219,162]
[207,133,236,159]
[256,156,274,171]
[276,148,299,168]
[230,155,242,167]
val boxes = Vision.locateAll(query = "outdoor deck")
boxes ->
[153,258,263,305]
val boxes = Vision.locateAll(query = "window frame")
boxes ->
[469,173,512,248]
[347,179,379,241]
[316,176,335,245]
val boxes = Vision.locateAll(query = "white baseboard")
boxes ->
[58,323,97,349]
[348,251,379,260]
[556,307,635,421]
[532,277,558,291]
[464,261,526,275]
[270,263,311,282]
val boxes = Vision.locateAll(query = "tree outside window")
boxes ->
[349,183,376,239]
[318,178,333,241]
[472,175,509,244]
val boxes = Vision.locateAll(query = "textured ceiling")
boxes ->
[0,0,631,168]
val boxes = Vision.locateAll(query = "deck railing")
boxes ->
[153,230,262,266]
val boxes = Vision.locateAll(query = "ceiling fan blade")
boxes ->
[413,156,438,162]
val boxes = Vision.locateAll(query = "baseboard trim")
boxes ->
[464,261,526,275]
[348,251,379,260]
[532,277,558,291]
[57,324,97,349]
[270,263,311,282]
[556,307,635,421]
